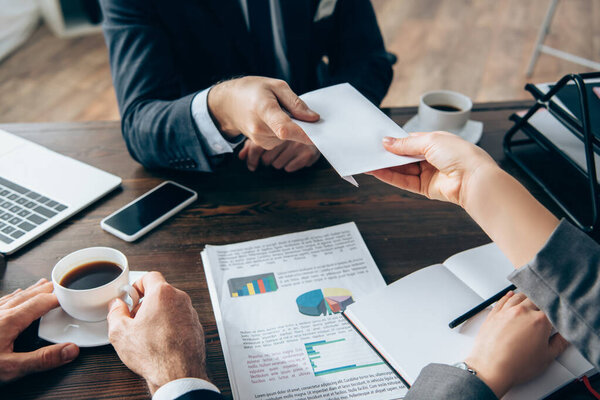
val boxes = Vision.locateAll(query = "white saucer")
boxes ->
[38,271,147,347]
[403,115,483,144]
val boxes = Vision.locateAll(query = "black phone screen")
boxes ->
[103,183,195,236]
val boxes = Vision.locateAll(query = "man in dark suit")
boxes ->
[99,0,393,173]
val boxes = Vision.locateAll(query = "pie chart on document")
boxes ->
[296,288,354,316]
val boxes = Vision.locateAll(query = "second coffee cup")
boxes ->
[418,90,472,132]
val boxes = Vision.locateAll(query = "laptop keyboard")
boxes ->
[0,177,68,245]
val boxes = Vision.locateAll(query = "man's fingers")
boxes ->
[270,81,319,122]
[261,143,286,166]
[246,142,266,172]
[12,293,60,332]
[245,113,285,149]
[238,141,250,160]
[132,271,166,297]
[0,280,53,309]
[8,343,79,381]
[284,155,310,173]
[549,333,569,359]
[107,298,131,321]
[284,148,320,173]
[0,288,22,306]
[262,105,311,145]
[272,145,297,170]
[107,298,132,341]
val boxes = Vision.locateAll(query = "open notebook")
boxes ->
[344,243,596,399]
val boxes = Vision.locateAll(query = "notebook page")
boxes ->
[444,243,596,378]
[504,362,574,400]
[443,243,514,299]
[556,344,596,377]
[345,264,486,383]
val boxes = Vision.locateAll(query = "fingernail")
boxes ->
[61,344,78,361]
[382,136,396,145]
[308,109,319,118]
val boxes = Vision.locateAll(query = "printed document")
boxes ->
[202,222,407,400]
[294,84,421,186]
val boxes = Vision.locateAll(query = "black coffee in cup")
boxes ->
[59,261,123,290]
[430,104,462,112]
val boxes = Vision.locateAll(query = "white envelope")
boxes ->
[295,83,421,186]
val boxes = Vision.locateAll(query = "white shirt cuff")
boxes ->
[191,88,245,156]
[153,378,220,400]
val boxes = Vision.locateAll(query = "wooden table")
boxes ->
[1,101,596,399]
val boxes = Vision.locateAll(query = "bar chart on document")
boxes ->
[228,273,278,297]
[304,337,385,377]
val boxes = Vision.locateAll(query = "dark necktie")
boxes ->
[247,0,277,77]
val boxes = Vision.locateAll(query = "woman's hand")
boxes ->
[370,131,559,266]
[465,292,568,398]
[369,132,497,207]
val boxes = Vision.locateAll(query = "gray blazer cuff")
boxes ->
[405,364,497,400]
[509,219,600,369]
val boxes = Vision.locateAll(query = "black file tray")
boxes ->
[504,72,600,232]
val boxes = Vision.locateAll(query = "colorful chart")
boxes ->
[228,273,278,297]
[304,338,384,376]
[296,288,354,316]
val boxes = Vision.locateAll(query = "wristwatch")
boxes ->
[453,361,477,376]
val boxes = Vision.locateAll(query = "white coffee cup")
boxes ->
[418,90,472,132]
[52,247,139,322]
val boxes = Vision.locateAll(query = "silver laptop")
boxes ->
[0,129,121,255]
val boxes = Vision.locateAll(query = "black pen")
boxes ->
[449,284,517,329]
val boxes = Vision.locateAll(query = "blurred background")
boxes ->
[0,0,598,123]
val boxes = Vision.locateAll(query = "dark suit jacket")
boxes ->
[99,0,393,171]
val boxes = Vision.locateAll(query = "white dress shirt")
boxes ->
[153,378,221,400]
[191,0,290,160]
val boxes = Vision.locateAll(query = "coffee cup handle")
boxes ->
[121,284,140,310]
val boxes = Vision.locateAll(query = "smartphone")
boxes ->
[101,181,197,242]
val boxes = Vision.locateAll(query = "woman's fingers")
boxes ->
[491,291,514,314]
[369,169,422,193]
[382,135,433,158]
[505,292,528,308]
